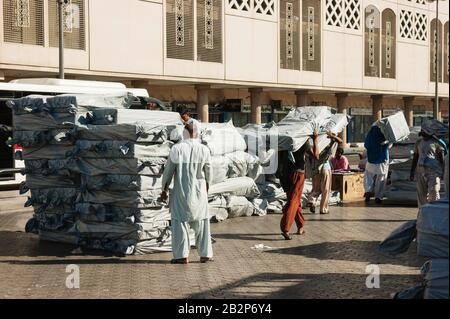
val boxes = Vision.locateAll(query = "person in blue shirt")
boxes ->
[363,125,390,204]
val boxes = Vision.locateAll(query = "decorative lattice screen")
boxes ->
[280,0,300,70]
[3,0,44,46]
[381,9,396,79]
[344,0,360,30]
[197,0,222,63]
[167,0,194,60]
[302,0,321,71]
[227,0,251,12]
[325,0,343,27]
[400,9,428,42]
[48,0,85,50]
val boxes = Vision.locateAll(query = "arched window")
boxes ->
[430,18,443,82]
[444,21,449,83]
[302,0,321,71]
[381,9,396,79]
[364,5,380,77]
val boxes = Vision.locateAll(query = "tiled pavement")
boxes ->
[0,194,425,299]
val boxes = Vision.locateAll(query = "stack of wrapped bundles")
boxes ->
[198,121,267,222]
[9,94,188,255]
[239,106,350,212]
[66,109,183,255]
[385,120,448,203]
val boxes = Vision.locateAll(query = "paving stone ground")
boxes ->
[0,193,425,299]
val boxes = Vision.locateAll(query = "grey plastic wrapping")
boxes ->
[27,188,79,209]
[85,108,182,126]
[376,112,410,143]
[201,121,248,156]
[422,259,449,299]
[80,189,163,208]
[68,220,170,241]
[24,173,79,190]
[420,119,449,137]
[47,93,135,109]
[209,176,261,198]
[73,123,170,143]
[7,96,47,115]
[39,229,80,245]
[82,174,162,191]
[416,199,449,258]
[9,129,73,148]
[13,112,79,131]
[65,157,166,176]
[70,140,172,159]
[21,144,74,160]
[378,220,417,255]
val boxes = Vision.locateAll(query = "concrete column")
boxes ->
[249,88,263,124]
[371,95,383,122]
[403,96,415,127]
[336,93,349,147]
[295,90,310,107]
[432,98,443,121]
[196,85,210,123]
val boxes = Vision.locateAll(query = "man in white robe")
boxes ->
[161,124,213,264]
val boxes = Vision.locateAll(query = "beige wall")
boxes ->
[0,0,448,101]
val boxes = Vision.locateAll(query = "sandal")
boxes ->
[281,232,292,240]
[200,257,214,263]
[170,258,188,264]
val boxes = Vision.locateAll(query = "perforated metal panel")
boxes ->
[302,0,320,72]
[48,0,86,50]
[381,9,396,79]
[197,0,222,63]
[167,0,194,60]
[430,19,443,82]
[3,0,44,46]
[444,22,449,83]
[364,6,380,77]
[280,0,300,70]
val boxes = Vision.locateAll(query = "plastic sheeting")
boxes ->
[378,220,417,255]
[422,259,449,299]
[21,144,73,160]
[416,199,449,258]
[81,108,182,126]
[9,129,73,148]
[65,157,166,176]
[420,119,449,138]
[70,140,172,159]
[73,123,169,143]
[82,174,162,191]
[80,189,163,208]
[209,176,261,199]
[201,121,247,156]
[376,112,410,143]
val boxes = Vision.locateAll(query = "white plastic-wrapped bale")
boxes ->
[201,121,247,156]
[82,174,162,191]
[376,112,410,143]
[209,176,260,199]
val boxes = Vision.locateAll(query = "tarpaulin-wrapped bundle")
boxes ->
[376,111,410,143]
[201,121,247,156]
[416,199,449,258]
[422,259,449,299]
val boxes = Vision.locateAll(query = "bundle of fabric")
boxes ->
[199,121,267,222]
[8,96,83,237]
[416,199,449,259]
[71,107,183,255]
[11,94,186,255]
[376,111,410,143]
[241,106,349,152]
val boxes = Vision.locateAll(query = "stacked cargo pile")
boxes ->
[239,106,350,212]
[380,157,449,299]
[9,94,184,255]
[199,121,267,222]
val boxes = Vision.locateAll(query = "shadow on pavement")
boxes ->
[187,272,421,299]
[212,233,286,242]
[265,240,425,267]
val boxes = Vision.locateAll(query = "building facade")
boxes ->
[0,0,449,143]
